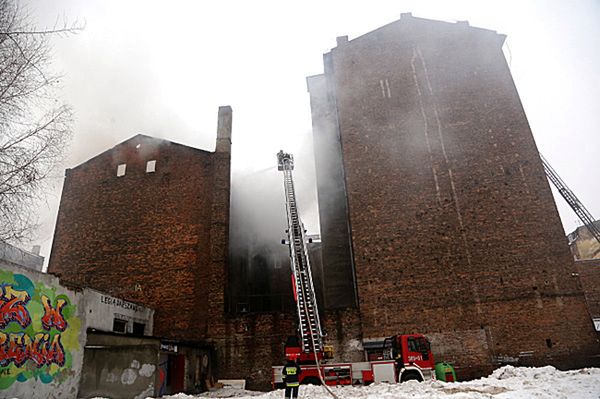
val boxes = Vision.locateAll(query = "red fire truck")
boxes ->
[272,152,436,388]
[272,333,436,387]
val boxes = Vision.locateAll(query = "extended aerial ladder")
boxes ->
[272,151,437,391]
[277,150,325,359]
[540,154,600,246]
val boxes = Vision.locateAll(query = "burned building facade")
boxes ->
[308,14,599,377]
[47,107,327,391]
[49,106,232,343]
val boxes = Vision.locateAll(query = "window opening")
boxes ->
[113,318,127,333]
[133,322,146,336]
[117,163,126,177]
[146,160,156,173]
[379,78,391,98]
[407,337,418,352]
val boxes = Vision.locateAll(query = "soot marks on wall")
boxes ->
[228,245,294,314]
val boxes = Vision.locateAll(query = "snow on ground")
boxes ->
[158,366,600,399]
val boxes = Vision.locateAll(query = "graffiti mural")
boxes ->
[0,271,80,389]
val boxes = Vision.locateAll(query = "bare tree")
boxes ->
[0,0,82,242]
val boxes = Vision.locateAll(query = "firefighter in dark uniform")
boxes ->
[282,357,301,399]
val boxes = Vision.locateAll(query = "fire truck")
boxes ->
[272,151,436,388]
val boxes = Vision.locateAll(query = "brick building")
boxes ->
[0,241,44,272]
[308,14,599,378]
[49,106,232,342]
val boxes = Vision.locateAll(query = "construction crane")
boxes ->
[277,150,324,359]
[540,154,600,245]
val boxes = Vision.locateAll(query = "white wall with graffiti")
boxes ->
[0,263,86,398]
[0,262,156,399]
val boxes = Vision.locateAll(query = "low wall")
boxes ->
[79,332,159,399]
[0,263,159,399]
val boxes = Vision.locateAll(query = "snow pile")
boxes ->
[157,366,600,399]
[190,387,263,398]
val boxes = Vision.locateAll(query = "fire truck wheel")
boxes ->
[302,377,321,385]
[400,371,423,382]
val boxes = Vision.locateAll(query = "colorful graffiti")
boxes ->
[0,271,80,389]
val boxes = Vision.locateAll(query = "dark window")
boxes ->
[546,338,553,348]
[236,302,249,313]
[133,322,145,336]
[416,337,430,360]
[113,319,127,333]
[407,337,418,352]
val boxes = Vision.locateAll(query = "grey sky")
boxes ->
[25,0,600,260]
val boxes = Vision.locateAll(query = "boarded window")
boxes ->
[117,163,127,177]
[146,160,156,173]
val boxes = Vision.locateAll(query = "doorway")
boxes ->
[158,353,185,394]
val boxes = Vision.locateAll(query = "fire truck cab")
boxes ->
[371,334,436,382]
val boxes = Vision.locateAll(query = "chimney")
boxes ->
[216,105,232,153]
[336,36,349,47]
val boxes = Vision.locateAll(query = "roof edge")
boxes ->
[69,134,215,172]
[333,13,505,51]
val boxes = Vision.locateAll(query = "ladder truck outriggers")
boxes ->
[272,151,437,388]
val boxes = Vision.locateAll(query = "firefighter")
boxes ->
[394,346,404,368]
[282,357,301,399]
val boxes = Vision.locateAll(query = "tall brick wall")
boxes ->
[306,74,357,310]
[310,15,599,378]
[49,107,233,341]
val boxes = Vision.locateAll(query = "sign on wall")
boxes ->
[160,342,177,353]
[593,318,600,332]
[0,271,81,389]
